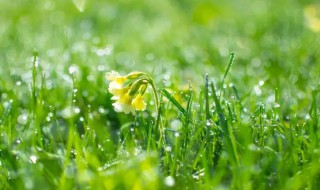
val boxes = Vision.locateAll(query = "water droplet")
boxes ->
[174,132,180,137]
[170,119,181,131]
[254,85,262,96]
[96,45,113,56]
[164,176,175,187]
[274,103,280,108]
[30,155,37,164]
[68,65,79,75]
[17,113,28,125]
[61,106,80,118]
[306,114,311,120]
[16,81,22,86]
[98,107,106,114]
[165,146,172,152]
[206,120,212,127]
[258,80,265,86]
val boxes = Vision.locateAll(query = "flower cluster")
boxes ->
[106,71,150,114]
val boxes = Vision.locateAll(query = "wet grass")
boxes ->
[1,0,320,189]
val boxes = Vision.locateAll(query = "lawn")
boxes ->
[0,0,320,189]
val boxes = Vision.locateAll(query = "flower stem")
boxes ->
[148,77,164,148]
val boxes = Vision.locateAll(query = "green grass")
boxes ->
[1,0,320,189]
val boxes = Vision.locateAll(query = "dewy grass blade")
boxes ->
[211,81,239,166]
[205,74,210,120]
[221,52,235,88]
[162,89,187,117]
[220,52,235,97]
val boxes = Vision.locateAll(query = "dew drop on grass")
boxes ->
[163,80,171,87]
[98,107,106,114]
[61,106,80,118]
[170,119,181,130]
[259,80,265,86]
[274,103,280,108]
[164,176,175,187]
[305,114,311,120]
[254,85,262,96]
[75,107,81,113]
[174,132,180,137]
[17,113,28,125]
[68,65,79,75]
[16,81,21,86]
[30,155,37,164]
[206,120,212,127]
[165,146,172,152]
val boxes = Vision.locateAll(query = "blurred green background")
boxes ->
[1,0,320,189]
[1,0,319,110]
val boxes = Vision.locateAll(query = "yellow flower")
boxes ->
[106,71,151,114]
[132,94,147,111]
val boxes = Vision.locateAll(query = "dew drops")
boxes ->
[74,107,81,114]
[68,64,79,75]
[96,45,113,56]
[98,107,106,114]
[254,85,262,96]
[170,119,181,131]
[258,80,265,86]
[164,176,175,187]
[305,114,311,120]
[30,155,37,164]
[274,103,280,108]
[17,113,28,125]
[165,146,172,152]
[61,106,80,118]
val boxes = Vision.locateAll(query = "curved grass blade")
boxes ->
[162,89,187,117]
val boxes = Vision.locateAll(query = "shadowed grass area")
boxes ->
[0,0,320,189]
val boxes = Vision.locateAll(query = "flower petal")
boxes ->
[132,94,146,111]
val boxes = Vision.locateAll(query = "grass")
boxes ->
[1,0,320,189]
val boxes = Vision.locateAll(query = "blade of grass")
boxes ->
[220,52,235,97]
[162,89,187,117]
[211,82,239,166]
[205,74,210,120]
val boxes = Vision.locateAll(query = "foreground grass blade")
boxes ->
[162,89,187,117]
[221,52,235,91]
[211,82,239,166]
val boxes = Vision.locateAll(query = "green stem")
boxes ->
[147,77,163,148]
